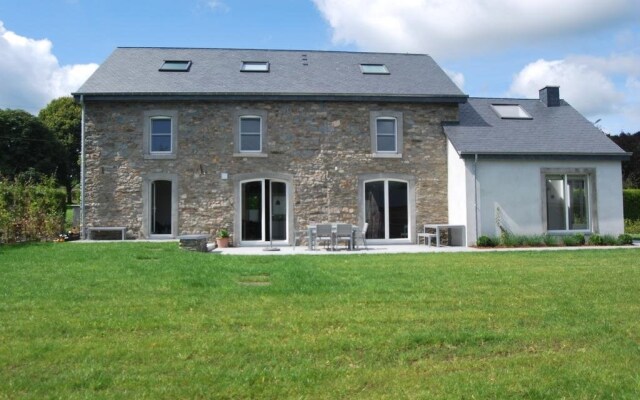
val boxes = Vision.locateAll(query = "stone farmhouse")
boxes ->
[74,47,628,245]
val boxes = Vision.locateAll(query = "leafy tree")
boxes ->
[38,97,81,203]
[608,131,640,188]
[0,109,67,184]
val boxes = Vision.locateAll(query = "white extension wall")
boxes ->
[447,141,625,245]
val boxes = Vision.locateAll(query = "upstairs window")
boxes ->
[150,117,173,153]
[159,60,191,72]
[370,111,403,157]
[361,64,389,74]
[376,117,397,152]
[239,116,262,152]
[144,110,177,159]
[491,104,532,119]
[241,61,270,72]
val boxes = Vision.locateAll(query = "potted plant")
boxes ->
[216,228,230,248]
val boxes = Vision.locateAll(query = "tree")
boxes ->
[608,131,640,188]
[38,97,82,203]
[0,109,67,183]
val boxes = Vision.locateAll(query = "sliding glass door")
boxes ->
[364,179,408,240]
[545,174,590,232]
[241,179,288,243]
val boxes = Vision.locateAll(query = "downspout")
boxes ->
[474,153,479,241]
[80,95,86,239]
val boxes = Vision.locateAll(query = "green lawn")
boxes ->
[1,243,639,399]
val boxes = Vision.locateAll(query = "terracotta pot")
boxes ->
[216,237,229,248]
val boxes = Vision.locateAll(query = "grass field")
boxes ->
[1,243,639,399]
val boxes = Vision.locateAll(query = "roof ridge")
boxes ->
[115,46,432,57]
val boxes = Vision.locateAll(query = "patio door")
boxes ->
[364,180,408,240]
[241,179,288,243]
[151,180,172,235]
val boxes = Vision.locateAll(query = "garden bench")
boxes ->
[87,227,127,240]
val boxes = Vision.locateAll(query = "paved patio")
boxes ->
[208,242,639,255]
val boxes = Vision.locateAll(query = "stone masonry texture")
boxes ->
[83,100,457,243]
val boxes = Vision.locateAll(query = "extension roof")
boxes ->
[74,47,466,103]
[444,97,629,160]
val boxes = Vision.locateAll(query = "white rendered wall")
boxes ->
[447,141,478,245]
[469,159,624,238]
[447,141,467,225]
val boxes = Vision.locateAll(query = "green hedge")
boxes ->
[623,189,640,220]
[0,177,66,243]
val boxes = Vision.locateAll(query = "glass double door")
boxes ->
[241,179,287,243]
[364,180,409,240]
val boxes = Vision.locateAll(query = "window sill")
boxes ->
[233,152,268,158]
[144,153,177,160]
[372,153,402,159]
[547,230,592,235]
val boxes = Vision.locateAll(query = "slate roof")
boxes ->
[75,47,466,102]
[444,97,629,159]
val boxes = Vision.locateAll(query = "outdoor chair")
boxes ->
[354,222,368,250]
[315,224,333,250]
[292,226,310,250]
[335,223,353,250]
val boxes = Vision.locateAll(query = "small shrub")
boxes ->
[522,235,546,247]
[573,233,586,245]
[562,235,582,247]
[617,234,633,245]
[543,234,559,246]
[477,235,498,247]
[601,235,618,246]
[500,233,525,247]
[588,234,603,246]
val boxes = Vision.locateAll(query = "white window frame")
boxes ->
[544,173,592,233]
[150,116,173,154]
[370,111,403,157]
[143,110,178,160]
[376,117,397,153]
[358,173,415,244]
[233,110,268,157]
[239,115,263,153]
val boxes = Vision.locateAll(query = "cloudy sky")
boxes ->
[1,0,638,133]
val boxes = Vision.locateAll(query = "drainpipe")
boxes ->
[474,153,479,242]
[80,95,86,240]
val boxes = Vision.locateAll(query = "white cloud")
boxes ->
[201,0,229,13]
[508,55,640,131]
[0,21,98,114]
[444,69,464,91]
[312,0,638,59]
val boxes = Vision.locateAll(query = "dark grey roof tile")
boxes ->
[444,98,627,157]
[76,47,465,99]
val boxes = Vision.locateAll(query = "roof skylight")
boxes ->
[360,64,389,74]
[159,60,192,72]
[241,61,270,72]
[491,104,532,119]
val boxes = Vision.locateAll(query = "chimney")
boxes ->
[539,86,560,107]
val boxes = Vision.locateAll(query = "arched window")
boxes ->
[364,179,409,240]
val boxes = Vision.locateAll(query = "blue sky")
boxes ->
[1,0,638,133]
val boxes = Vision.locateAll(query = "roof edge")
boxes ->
[457,152,631,161]
[72,92,469,104]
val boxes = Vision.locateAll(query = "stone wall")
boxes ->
[83,100,457,242]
